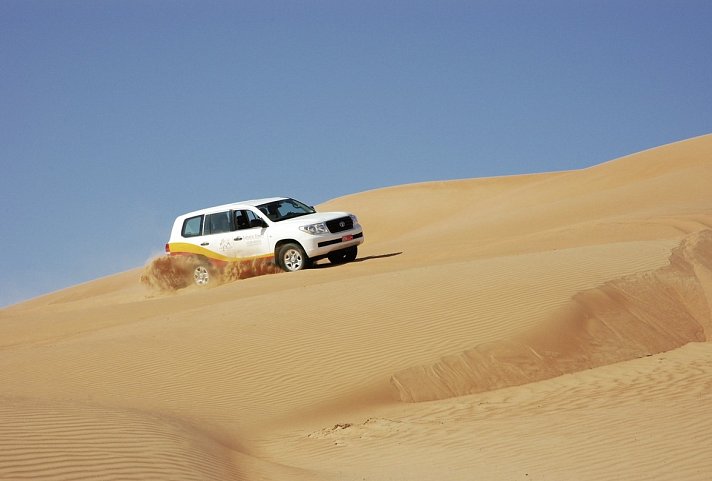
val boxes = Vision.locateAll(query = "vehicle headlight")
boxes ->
[350,214,358,224]
[299,222,329,235]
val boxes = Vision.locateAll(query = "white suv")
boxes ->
[165,197,364,285]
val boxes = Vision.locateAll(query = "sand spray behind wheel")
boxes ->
[140,256,282,292]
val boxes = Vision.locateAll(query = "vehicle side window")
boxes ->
[245,210,263,228]
[205,211,232,235]
[234,210,264,230]
[234,210,250,230]
[182,215,203,238]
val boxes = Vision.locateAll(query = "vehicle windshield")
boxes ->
[257,198,316,222]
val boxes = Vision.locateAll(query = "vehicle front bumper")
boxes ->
[301,230,364,259]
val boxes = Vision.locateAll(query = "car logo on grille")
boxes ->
[339,221,346,228]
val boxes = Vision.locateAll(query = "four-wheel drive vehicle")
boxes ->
[165,197,364,285]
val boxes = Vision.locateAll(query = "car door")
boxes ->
[231,209,271,259]
[201,211,238,260]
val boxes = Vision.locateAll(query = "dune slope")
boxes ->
[391,229,712,402]
[1,134,712,480]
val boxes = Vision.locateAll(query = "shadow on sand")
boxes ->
[354,252,403,262]
[312,252,403,269]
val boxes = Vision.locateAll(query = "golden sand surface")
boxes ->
[1,134,711,480]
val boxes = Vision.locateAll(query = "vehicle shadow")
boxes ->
[353,252,403,263]
[311,252,403,269]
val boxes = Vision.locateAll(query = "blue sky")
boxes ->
[1,0,711,307]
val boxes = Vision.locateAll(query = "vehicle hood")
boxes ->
[275,211,353,226]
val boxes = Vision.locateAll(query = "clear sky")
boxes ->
[1,0,711,307]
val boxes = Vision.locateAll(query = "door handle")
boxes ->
[234,237,243,241]
[200,242,209,246]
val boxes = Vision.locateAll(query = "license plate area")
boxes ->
[342,234,353,242]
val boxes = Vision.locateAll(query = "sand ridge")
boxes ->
[391,230,712,402]
[287,343,712,481]
[1,133,712,480]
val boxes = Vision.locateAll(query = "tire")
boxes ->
[277,243,310,272]
[327,246,358,265]
[192,263,212,286]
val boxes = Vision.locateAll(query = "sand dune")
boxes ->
[1,134,712,480]
[0,397,240,480]
[391,229,712,402]
[295,342,712,481]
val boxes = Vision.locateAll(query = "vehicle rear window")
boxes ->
[182,215,203,237]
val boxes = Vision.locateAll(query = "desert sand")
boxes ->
[1,134,712,480]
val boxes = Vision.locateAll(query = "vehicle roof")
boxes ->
[178,197,288,218]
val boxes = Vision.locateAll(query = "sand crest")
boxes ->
[391,230,712,402]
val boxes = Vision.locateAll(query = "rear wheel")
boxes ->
[327,246,358,265]
[277,243,310,272]
[193,263,211,286]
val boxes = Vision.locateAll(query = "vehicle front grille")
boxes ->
[326,216,353,233]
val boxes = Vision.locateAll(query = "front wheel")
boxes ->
[327,246,358,265]
[277,243,310,272]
